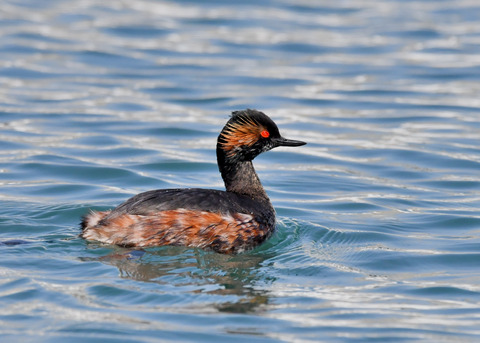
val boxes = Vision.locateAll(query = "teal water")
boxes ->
[1,0,480,342]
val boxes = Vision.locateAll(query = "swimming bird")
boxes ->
[81,109,306,254]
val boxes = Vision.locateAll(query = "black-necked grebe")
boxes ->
[81,109,306,254]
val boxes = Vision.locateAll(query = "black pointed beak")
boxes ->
[273,137,307,147]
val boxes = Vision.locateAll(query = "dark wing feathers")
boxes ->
[106,188,268,218]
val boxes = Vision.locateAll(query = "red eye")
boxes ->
[260,130,270,138]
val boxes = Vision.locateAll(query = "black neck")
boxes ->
[217,150,270,203]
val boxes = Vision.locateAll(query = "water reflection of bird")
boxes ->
[84,246,271,313]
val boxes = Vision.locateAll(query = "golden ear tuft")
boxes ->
[219,115,266,157]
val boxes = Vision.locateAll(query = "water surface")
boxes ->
[1,0,480,342]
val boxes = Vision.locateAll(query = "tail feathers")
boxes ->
[80,210,110,230]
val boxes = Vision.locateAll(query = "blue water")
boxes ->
[1,0,480,342]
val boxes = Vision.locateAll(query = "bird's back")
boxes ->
[81,188,276,253]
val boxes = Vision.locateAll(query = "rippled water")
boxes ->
[1,0,480,342]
